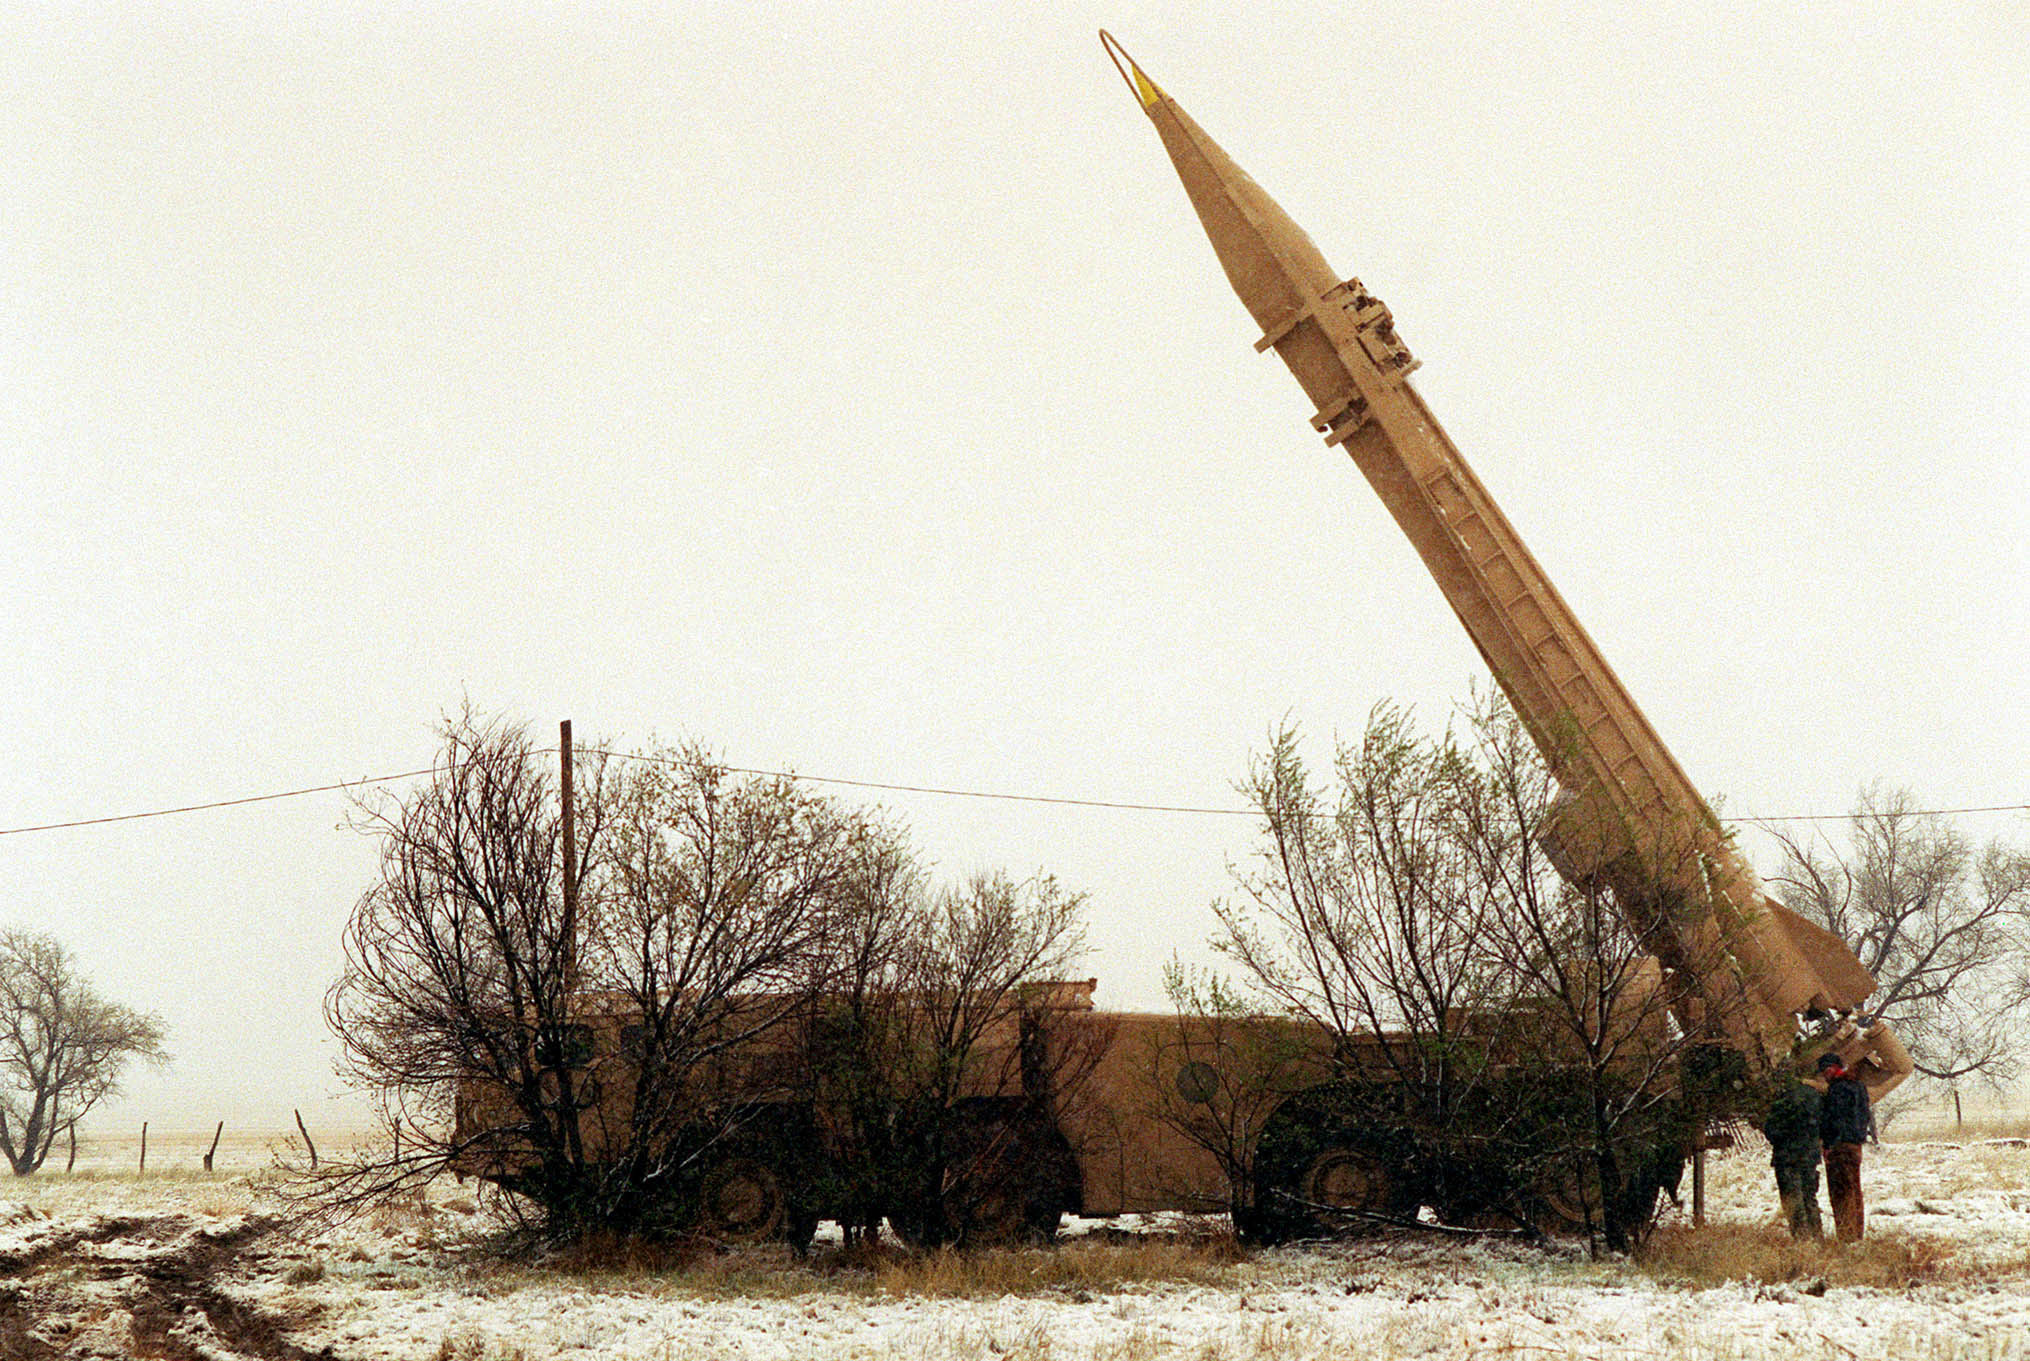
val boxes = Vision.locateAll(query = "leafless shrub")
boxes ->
[311,710,888,1240]
[809,867,1101,1248]
[1207,697,1752,1251]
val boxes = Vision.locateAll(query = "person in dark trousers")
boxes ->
[1818,1050,1874,1242]
[1763,1072,1823,1239]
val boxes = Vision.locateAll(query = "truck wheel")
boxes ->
[959,1174,1030,1247]
[698,1155,787,1244]
[1533,1160,1605,1235]
[1257,1140,1415,1238]
[983,1119,1077,1247]
[1301,1145,1401,1223]
[894,1109,1078,1250]
[966,1139,1075,1247]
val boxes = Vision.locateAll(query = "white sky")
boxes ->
[2,2,2024,1138]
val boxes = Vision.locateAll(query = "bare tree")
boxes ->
[809,870,1099,1247]
[798,832,925,1244]
[0,931,166,1175]
[319,709,1110,1253]
[319,712,602,1228]
[579,744,883,1241]
[1215,707,1526,1237]
[1144,962,1325,1237]
[317,713,886,1240]
[1450,697,1741,1251]
[1211,700,1749,1250]
[1765,786,2030,1089]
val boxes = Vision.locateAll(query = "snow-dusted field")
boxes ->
[6,1132,2030,1360]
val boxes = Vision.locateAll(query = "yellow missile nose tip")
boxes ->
[1099,30,1163,108]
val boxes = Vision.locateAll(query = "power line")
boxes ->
[557,748,2030,825]
[1747,804,2030,824]
[0,769,438,836]
[0,751,2024,838]
[737,768,1250,817]
[587,748,1251,817]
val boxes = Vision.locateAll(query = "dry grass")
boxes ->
[283,1258,329,1284]
[538,1228,726,1278]
[1626,1222,1963,1290]
[432,1333,531,1361]
[427,1315,1337,1361]
[860,1232,1250,1299]
[486,1207,2030,1308]
[478,1224,1256,1302]
[1881,1109,2030,1143]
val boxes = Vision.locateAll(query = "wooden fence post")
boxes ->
[1692,1146,1707,1227]
[66,1126,76,1174]
[294,1109,318,1168]
[139,1122,148,1175]
[203,1120,224,1172]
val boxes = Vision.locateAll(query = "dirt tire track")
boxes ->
[0,1214,153,1278]
[127,1215,336,1361]
[0,1213,336,1361]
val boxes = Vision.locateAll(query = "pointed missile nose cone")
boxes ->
[1098,32,1340,339]
[1098,30,1164,109]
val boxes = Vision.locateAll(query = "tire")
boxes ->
[1301,1145,1401,1220]
[1533,1154,1670,1242]
[892,1106,1079,1250]
[1532,1159,1605,1235]
[1252,1087,1421,1240]
[697,1155,788,1245]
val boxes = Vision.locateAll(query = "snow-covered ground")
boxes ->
[6,1136,2030,1359]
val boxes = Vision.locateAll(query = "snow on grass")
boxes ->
[6,1135,2030,1359]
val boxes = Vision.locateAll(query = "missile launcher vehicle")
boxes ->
[449,34,1909,1247]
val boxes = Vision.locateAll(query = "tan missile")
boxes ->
[1102,33,1902,1089]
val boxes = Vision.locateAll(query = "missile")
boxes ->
[1101,32,1900,1084]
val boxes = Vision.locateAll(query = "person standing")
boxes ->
[1817,1051,1874,1242]
[1763,1073,1823,1239]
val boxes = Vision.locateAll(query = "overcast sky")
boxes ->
[2,2,2024,1138]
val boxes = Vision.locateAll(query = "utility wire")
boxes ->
[529,747,2030,825]
[0,752,2024,838]
[0,769,438,836]
[568,745,1250,817]
[1746,804,2030,824]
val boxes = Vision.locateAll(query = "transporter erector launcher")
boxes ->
[1099,32,1908,1093]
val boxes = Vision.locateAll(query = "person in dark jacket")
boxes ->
[1817,1051,1874,1242]
[1762,1073,1823,1239]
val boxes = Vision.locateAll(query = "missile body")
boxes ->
[1103,35,1901,1087]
